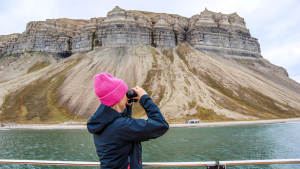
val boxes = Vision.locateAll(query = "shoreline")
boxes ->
[1,118,300,130]
[170,117,300,128]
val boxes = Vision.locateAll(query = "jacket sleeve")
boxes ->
[120,104,132,117]
[116,94,169,142]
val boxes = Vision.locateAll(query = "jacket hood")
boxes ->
[87,104,121,134]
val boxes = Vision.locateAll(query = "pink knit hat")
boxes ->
[94,73,128,106]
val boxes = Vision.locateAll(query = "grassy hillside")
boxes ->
[1,44,300,123]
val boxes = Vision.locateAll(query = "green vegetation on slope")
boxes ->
[136,48,166,118]
[200,73,300,119]
[175,43,199,75]
[142,49,164,98]
[134,48,158,118]
[188,100,234,122]
[176,44,190,67]
[233,58,266,67]
[0,56,85,123]
[176,43,300,119]
[27,61,50,73]
[194,106,234,121]
[168,105,234,124]
[162,49,174,63]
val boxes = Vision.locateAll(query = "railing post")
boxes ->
[207,161,226,169]
[207,166,226,169]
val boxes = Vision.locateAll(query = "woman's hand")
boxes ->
[132,86,147,100]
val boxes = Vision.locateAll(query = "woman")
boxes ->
[87,73,169,169]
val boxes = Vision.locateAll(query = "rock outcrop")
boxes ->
[0,6,260,58]
[0,18,88,58]
[187,9,261,57]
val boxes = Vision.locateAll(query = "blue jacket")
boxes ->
[87,95,169,169]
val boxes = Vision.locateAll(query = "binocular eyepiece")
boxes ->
[126,89,138,103]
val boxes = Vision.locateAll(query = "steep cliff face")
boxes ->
[0,7,299,123]
[187,9,261,57]
[0,18,88,58]
[0,6,259,58]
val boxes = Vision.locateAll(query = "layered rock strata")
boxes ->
[0,6,260,58]
[0,19,88,57]
[187,9,261,57]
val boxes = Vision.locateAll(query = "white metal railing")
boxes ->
[219,159,300,166]
[0,159,300,168]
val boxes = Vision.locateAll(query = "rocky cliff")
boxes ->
[0,7,299,124]
[0,6,260,58]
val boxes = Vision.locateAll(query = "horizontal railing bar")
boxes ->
[142,162,217,167]
[220,159,300,166]
[0,159,216,167]
[0,159,100,166]
[1,159,300,167]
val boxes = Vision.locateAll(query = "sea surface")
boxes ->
[0,122,300,169]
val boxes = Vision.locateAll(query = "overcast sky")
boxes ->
[1,0,300,83]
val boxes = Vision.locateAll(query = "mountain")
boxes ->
[0,6,300,123]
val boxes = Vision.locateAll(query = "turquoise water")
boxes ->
[0,122,300,169]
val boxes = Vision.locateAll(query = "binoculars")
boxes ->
[126,89,138,103]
